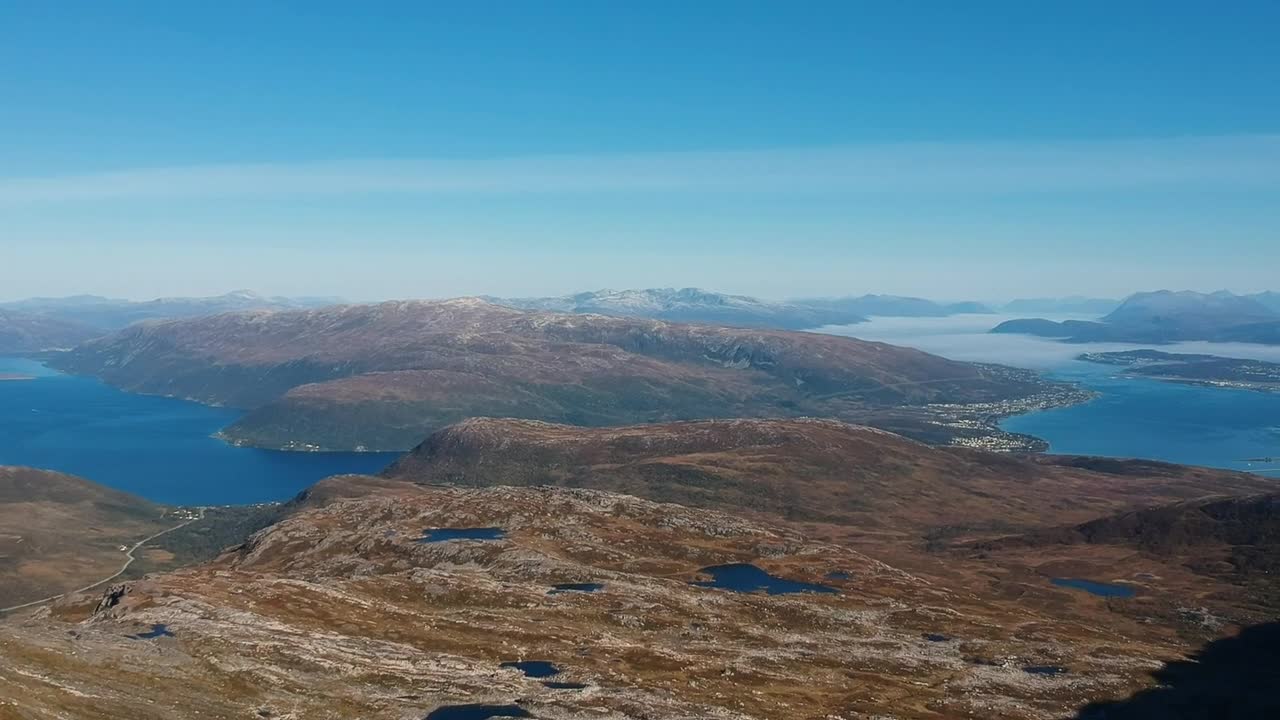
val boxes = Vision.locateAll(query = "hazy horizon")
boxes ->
[2,284,1277,307]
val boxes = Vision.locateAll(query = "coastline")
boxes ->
[1077,350,1280,395]
[1123,374,1280,394]
[916,362,1098,453]
[927,384,1098,453]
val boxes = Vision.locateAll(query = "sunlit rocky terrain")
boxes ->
[2,419,1277,718]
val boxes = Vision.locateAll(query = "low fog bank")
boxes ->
[818,314,1280,370]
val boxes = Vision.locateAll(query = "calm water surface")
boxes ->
[500,660,560,678]
[0,357,397,506]
[548,582,605,594]
[1051,577,1137,598]
[820,316,1280,476]
[691,563,837,595]
[419,527,507,543]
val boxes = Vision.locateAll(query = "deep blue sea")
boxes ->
[0,357,397,506]
[1001,363,1280,474]
[822,315,1280,478]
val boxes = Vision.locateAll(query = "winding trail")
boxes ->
[0,507,205,615]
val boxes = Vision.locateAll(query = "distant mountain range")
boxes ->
[788,293,995,318]
[993,290,1280,344]
[0,308,101,353]
[11,286,1279,357]
[998,296,1121,315]
[489,287,867,330]
[1248,290,1280,313]
[0,290,343,332]
[493,288,999,329]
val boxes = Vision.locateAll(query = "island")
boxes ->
[1078,349,1280,393]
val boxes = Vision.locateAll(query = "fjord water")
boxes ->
[1001,364,1280,473]
[0,357,396,506]
[821,316,1280,476]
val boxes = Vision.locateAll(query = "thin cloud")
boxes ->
[2,135,1278,205]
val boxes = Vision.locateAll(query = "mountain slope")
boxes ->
[0,308,101,353]
[1101,290,1276,330]
[491,287,867,329]
[982,493,1280,573]
[52,299,1068,451]
[3,429,1275,718]
[1250,291,1280,313]
[0,467,170,607]
[971,492,1280,621]
[385,418,1276,540]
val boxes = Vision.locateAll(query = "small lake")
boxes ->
[419,528,507,543]
[500,660,560,678]
[0,357,397,506]
[424,705,530,720]
[548,582,604,594]
[1051,577,1136,598]
[820,316,1280,475]
[691,563,837,595]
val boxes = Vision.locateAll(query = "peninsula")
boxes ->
[1079,349,1280,393]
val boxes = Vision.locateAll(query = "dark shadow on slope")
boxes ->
[1075,622,1280,719]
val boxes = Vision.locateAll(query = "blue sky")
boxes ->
[2,1,1278,301]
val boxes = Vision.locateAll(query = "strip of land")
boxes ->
[1079,349,1280,393]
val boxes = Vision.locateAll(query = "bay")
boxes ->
[819,315,1280,476]
[0,357,397,506]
